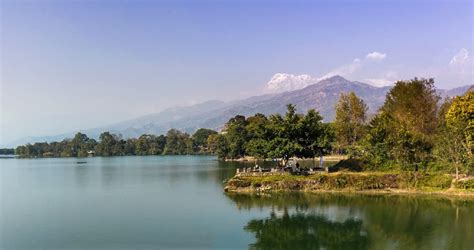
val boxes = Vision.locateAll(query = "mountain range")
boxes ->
[5,76,472,147]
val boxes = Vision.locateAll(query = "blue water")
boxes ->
[1,156,473,249]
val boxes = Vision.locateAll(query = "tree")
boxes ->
[381,78,440,171]
[360,113,392,170]
[124,138,137,155]
[96,132,118,156]
[266,105,303,166]
[208,133,229,159]
[435,91,474,179]
[225,115,248,158]
[333,92,368,155]
[70,132,91,157]
[383,78,439,135]
[192,128,217,153]
[0,148,14,155]
[164,129,190,155]
[245,114,271,159]
[299,109,334,171]
[151,135,166,155]
[445,91,474,154]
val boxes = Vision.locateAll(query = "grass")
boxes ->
[226,171,474,194]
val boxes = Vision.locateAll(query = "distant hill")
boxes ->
[6,76,473,147]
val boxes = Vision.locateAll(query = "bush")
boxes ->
[420,174,453,189]
[334,176,348,189]
[455,179,474,190]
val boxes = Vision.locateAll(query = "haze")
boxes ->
[1,0,472,144]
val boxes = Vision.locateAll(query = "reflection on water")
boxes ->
[1,156,473,249]
[245,210,368,249]
[227,193,474,250]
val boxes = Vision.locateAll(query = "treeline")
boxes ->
[0,148,15,155]
[212,78,473,177]
[207,106,334,164]
[351,78,473,177]
[15,128,217,157]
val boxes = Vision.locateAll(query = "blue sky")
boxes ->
[1,0,473,144]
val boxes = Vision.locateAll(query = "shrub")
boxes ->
[334,176,348,189]
[420,174,453,189]
[455,179,474,190]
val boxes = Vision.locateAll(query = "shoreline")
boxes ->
[224,172,474,198]
[225,186,474,198]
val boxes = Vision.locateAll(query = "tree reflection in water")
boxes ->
[245,209,368,250]
[227,193,474,250]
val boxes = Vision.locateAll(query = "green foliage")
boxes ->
[359,78,440,172]
[228,172,463,192]
[433,92,474,178]
[359,113,393,170]
[216,104,334,161]
[15,128,218,157]
[228,172,400,191]
[207,133,229,158]
[244,212,368,250]
[334,176,348,189]
[163,129,192,155]
[224,115,248,158]
[455,179,474,190]
[445,91,474,151]
[334,92,368,154]
[0,148,15,155]
[192,128,217,153]
[397,172,452,190]
[96,132,119,156]
[420,174,453,189]
[383,78,439,135]
[135,134,166,155]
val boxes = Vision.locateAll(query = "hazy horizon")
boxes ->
[1,0,473,144]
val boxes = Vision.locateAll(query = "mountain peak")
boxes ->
[265,73,315,93]
[323,75,348,82]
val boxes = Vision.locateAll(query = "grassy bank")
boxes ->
[224,172,474,196]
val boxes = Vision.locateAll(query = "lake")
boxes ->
[1,156,473,249]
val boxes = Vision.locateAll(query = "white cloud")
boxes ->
[365,51,387,61]
[264,73,315,93]
[318,58,363,81]
[449,48,469,67]
[318,51,388,81]
[363,78,394,87]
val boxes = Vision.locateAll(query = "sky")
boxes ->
[1,0,473,144]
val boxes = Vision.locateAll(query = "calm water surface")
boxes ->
[1,156,473,249]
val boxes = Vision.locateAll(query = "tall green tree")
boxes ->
[207,133,229,159]
[70,132,94,157]
[192,128,217,153]
[245,114,271,159]
[435,91,474,178]
[266,105,302,165]
[96,132,118,156]
[163,129,191,155]
[375,78,440,171]
[225,115,248,158]
[333,92,368,155]
[360,113,392,170]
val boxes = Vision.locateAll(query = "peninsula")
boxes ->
[222,78,473,196]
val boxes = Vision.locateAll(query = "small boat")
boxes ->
[77,161,87,164]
